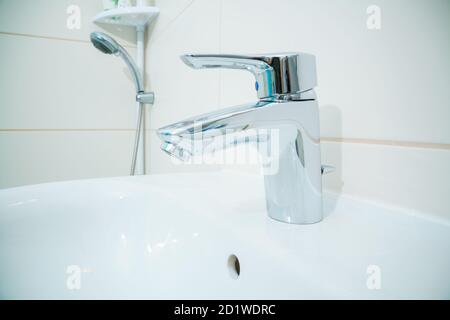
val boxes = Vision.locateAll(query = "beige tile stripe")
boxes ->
[0,129,135,132]
[321,137,450,150]
[0,129,448,150]
[0,31,136,48]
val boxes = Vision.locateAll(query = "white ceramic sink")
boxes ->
[0,171,449,299]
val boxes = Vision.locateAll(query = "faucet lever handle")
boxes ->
[181,54,274,99]
[181,53,317,100]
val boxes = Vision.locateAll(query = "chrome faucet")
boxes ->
[158,53,327,224]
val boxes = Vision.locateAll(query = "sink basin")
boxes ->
[0,171,449,299]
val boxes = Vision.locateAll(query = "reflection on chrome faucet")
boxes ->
[158,53,326,225]
[160,121,282,175]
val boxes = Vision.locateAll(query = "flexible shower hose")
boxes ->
[130,103,144,176]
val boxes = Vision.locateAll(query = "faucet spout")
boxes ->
[158,52,325,224]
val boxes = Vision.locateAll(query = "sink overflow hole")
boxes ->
[227,254,240,279]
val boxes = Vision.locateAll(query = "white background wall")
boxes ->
[0,0,140,187]
[146,0,450,219]
[1,0,449,219]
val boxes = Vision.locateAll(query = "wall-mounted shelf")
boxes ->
[93,6,159,29]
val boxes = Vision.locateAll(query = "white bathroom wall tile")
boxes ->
[321,141,450,219]
[146,0,221,130]
[148,0,195,45]
[0,0,136,46]
[221,0,450,144]
[0,131,135,189]
[0,34,139,129]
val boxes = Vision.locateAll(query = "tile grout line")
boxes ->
[321,137,450,150]
[0,129,135,132]
[1,129,448,150]
[0,31,136,48]
[152,130,450,150]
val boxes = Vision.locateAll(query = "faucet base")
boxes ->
[262,122,323,224]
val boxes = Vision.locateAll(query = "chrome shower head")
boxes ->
[90,32,119,55]
[89,32,144,92]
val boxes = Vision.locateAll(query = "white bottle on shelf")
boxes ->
[102,0,118,11]
[136,0,152,7]
[118,0,132,8]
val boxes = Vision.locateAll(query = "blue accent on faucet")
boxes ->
[266,69,273,96]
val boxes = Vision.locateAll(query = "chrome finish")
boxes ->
[321,165,335,175]
[136,92,155,104]
[181,53,317,101]
[158,99,322,224]
[158,52,324,224]
[130,104,145,176]
[90,32,144,93]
